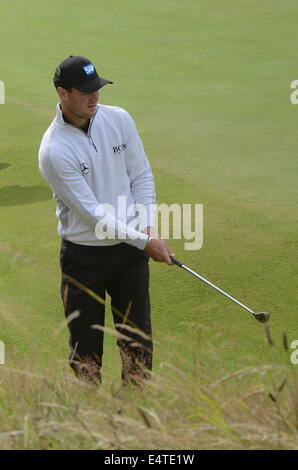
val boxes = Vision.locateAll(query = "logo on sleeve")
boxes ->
[83,63,95,76]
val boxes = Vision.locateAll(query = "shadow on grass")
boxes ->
[0,185,52,206]
[0,163,10,171]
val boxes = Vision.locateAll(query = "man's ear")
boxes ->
[57,86,65,100]
[57,86,72,101]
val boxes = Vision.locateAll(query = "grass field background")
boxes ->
[0,0,297,395]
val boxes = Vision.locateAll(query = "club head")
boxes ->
[254,312,270,323]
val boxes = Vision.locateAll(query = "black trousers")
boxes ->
[60,240,153,384]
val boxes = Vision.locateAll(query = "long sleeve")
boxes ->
[123,112,156,228]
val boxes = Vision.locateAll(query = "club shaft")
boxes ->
[180,264,255,315]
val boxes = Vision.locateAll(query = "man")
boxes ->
[38,55,174,385]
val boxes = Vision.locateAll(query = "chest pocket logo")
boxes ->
[113,144,126,154]
[80,162,90,175]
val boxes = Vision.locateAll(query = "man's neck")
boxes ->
[60,103,89,130]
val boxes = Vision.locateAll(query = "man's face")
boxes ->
[58,87,99,121]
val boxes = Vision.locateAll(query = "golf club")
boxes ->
[170,256,270,323]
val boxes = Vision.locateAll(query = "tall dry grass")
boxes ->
[0,325,297,450]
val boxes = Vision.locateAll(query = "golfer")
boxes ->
[38,55,174,385]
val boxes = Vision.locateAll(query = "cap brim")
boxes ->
[75,77,113,93]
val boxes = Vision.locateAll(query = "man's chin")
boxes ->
[88,105,97,116]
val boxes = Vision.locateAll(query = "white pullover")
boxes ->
[38,103,155,250]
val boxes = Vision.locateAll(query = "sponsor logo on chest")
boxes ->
[113,143,126,154]
[80,162,90,174]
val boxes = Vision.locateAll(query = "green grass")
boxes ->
[0,0,297,436]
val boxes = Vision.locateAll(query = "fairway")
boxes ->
[0,0,297,392]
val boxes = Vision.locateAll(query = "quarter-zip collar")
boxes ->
[55,103,99,152]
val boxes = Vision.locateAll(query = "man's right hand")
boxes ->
[144,237,174,265]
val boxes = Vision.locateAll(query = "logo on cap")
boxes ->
[83,64,95,76]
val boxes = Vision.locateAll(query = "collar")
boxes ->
[55,103,99,132]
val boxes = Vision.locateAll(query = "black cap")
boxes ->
[53,55,113,92]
